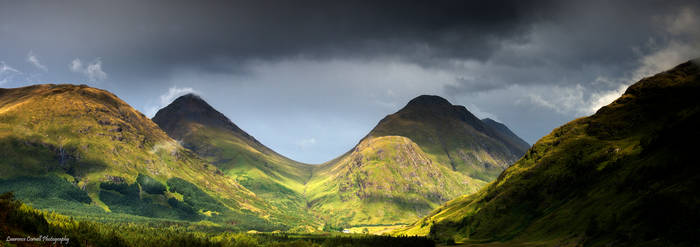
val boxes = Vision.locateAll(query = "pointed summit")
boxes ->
[153,93,257,144]
[371,95,529,161]
[171,93,207,107]
[155,94,238,130]
[177,92,201,99]
[392,95,487,131]
[404,95,453,109]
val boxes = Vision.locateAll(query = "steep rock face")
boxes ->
[397,60,700,246]
[306,95,528,226]
[152,93,316,227]
[0,84,278,230]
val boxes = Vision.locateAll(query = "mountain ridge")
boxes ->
[481,118,530,149]
[152,93,314,182]
[153,93,317,228]
[153,93,274,156]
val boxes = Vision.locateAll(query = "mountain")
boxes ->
[368,95,529,178]
[0,84,279,230]
[305,95,529,226]
[396,60,700,246]
[152,94,317,228]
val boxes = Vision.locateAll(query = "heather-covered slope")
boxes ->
[153,94,317,228]
[306,95,529,226]
[0,84,279,230]
[397,60,700,246]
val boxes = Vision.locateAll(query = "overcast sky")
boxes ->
[1,0,699,164]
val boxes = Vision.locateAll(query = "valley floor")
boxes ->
[0,192,435,247]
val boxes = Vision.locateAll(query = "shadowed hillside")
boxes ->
[396,60,700,246]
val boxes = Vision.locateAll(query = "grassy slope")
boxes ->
[305,97,529,226]
[307,136,486,226]
[0,84,279,230]
[152,95,317,229]
[396,60,700,246]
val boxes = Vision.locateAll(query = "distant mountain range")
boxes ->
[152,92,528,228]
[2,59,698,246]
[0,83,527,230]
[395,60,700,246]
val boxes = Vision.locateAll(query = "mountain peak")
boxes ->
[393,95,484,130]
[405,95,453,109]
[169,93,208,108]
[175,93,202,101]
[368,94,529,170]
[155,93,227,127]
[153,94,253,141]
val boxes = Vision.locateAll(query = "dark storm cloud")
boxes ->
[1,0,559,75]
[2,0,694,81]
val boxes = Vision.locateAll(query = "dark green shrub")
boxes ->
[137,174,166,194]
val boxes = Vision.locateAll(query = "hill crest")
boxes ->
[153,93,261,146]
